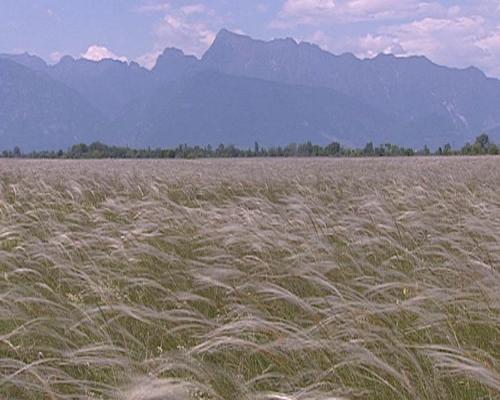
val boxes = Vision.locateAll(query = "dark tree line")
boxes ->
[2,134,498,159]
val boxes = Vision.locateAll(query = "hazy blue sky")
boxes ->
[2,0,500,77]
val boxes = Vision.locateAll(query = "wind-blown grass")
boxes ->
[0,157,499,400]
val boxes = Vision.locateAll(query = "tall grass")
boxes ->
[0,158,499,399]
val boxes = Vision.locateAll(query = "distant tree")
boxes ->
[215,144,225,157]
[6,137,500,160]
[363,142,374,156]
[69,143,88,158]
[298,141,314,156]
[326,142,341,156]
[286,143,298,156]
[461,142,472,155]
[472,142,483,155]
[488,143,498,155]
[475,133,490,152]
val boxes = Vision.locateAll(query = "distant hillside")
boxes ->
[202,30,500,147]
[2,29,500,150]
[114,70,394,148]
[0,59,105,150]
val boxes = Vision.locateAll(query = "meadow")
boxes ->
[0,157,499,400]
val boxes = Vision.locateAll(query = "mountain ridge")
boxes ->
[1,29,500,150]
[0,58,106,150]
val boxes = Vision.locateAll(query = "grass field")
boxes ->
[1,158,499,400]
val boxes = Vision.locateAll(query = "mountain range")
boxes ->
[1,29,500,151]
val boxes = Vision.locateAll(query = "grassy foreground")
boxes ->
[0,158,499,400]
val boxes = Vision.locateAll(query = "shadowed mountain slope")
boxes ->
[2,29,500,150]
[114,70,395,148]
[0,59,106,150]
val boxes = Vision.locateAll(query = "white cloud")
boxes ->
[308,30,331,49]
[355,33,405,58]
[256,4,269,13]
[472,31,500,77]
[136,3,220,68]
[81,45,128,62]
[131,0,500,78]
[154,14,216,55]
[335,14,500,77]
[180,4,208,15]
[477,32,500,53]
[284,1,500,78]
[49,51,64,63]
[136,50,163,70]
[272,0,446,26]
[378,16,488,65]
[306,29,404,58]
[136,2,170,13]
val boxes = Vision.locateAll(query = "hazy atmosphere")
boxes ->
[2,0,500,77]
[2,2,500,400]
